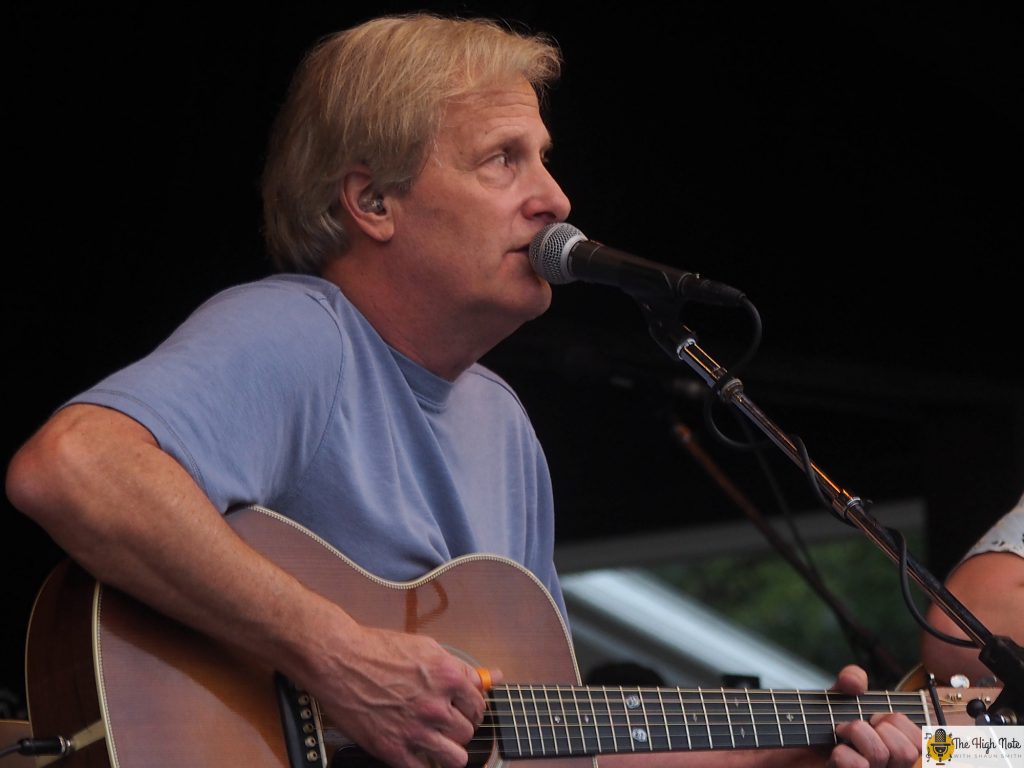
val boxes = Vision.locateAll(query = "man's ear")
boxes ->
[339,167,393,242]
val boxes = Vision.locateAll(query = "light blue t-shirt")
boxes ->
[68,274,565,616]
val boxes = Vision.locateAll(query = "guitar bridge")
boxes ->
[275,671,328,768]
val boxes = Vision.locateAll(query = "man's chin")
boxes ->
[523,279,553,320]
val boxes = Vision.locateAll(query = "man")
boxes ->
[6,13,920,768]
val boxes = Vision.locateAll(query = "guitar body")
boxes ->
[25,505,1003,768]
[26,506,586,768]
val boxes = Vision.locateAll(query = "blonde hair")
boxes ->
[261,13,562,273]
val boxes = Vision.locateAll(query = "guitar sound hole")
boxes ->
[331,746,382,768]
[467,713,497,768]
[330,716,496,768]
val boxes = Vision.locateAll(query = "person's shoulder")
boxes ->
[188,274,350,339]
[461,363,531,417]
[201,274,342,315]
[463,363,517,395]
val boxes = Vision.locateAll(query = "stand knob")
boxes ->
[967,698,988,720]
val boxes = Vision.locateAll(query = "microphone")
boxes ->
[529,222,745,306]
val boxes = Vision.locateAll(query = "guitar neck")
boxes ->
[491,684,930,758]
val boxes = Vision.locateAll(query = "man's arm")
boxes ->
[921,551,1024,684]
[6,403,488,768]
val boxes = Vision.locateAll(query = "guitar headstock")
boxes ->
[899,664,1006,726]
[932,686,1003,726]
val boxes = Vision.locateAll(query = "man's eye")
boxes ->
[490,151,512,167]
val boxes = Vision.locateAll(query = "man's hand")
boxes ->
[309,623,501,768]
[826,666,921,768]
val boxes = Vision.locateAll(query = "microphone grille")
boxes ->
[529,222,586,284]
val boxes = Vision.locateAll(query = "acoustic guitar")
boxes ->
[24,506,997,767]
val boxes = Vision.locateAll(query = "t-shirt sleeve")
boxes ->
[962,492,1024,562]
[65,280,345,512]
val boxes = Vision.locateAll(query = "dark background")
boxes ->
[4,3,1022,712]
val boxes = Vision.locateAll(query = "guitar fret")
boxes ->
[721,689,757,749]
[584,685,603,752]
[508,684,524,757]
[536,685,550,752]
[720,689,735,749]
[553,686,573,755]
[641,689,667,751]
[640,688,653,750]
[801,692,840,745]
[676,688,693,751]
[622,688,638,753]
[519,684,536,756]
[532,685,555,756]
[732,688,755,749]
[888,692,930,726]
[797,691,810,745]
[617,687,635,752]
[541,685,556,753]
[564,687,585,755]
[747,690,785,747]
[492,685,523,759]
[699,687,740,750]
[590,685,614,752]
[680,689,704,750]
[824,691,837,744]
[697,688,714,749]
[635,688,653,751]
[656,687,672,751]
[770,690,785,747]
[743,689,759,748]
[605,686,619,753]
[548,685,565,754]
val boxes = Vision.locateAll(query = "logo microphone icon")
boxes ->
[926,728,954,764]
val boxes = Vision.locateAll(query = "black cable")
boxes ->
[0,736,72,758]
[672,299,899,678]
[893,527,976,648]
[732,414,825,581]
[729,412,907,680]
[790,434,839,518]
[725,297,763,378]
[700,300,772,452]
[0,742,20,758]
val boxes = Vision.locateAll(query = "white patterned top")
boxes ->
[963,492,1024,560]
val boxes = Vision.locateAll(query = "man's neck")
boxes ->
[321,255,497,382]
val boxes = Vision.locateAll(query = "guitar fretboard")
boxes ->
[490,685,930,758]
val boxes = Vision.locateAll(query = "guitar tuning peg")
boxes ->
[966,698,988,719]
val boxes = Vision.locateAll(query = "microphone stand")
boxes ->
[642,304,1024,725]
[670,419,907,686]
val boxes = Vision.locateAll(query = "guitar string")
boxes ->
[479,690,928,711]
[454,687,935,752]
[458,707,934,758]
[457,713,933,732]
[481,692,929,704]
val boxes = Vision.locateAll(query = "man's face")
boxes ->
[387,78,571,339]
